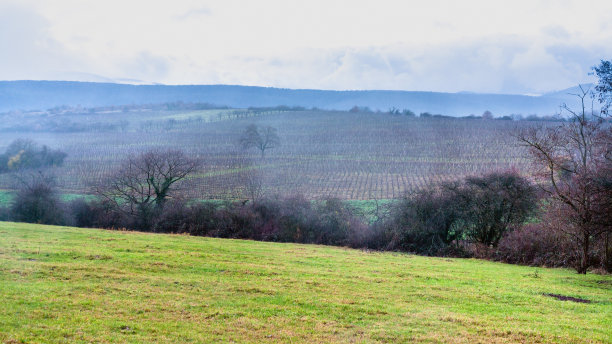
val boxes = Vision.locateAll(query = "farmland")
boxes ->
[1,222,610,343]
[0,108,537,201]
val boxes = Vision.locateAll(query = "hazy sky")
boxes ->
[1,0,611,94]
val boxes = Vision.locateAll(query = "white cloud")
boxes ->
[0,2,83,80]
[1,0,611,93]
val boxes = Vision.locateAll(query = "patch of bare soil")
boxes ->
[543,293,591,303]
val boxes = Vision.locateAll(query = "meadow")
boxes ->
[0,108,537,201]
[0,222,610,343]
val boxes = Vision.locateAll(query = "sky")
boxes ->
[1,0,611,94]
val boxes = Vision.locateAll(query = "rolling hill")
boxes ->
[0,80,586,116]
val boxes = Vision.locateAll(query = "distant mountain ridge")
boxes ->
[0,80,587,116]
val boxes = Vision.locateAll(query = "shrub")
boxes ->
[11,173,66,225]
[533,200,611,273]
[144,196,368,247]
[0,206,11,221]
[0,139,66,172]
[152,200,191,233]
[384,185,464,255]
[275,195,316,243]
[453,171,539,246]
[383,170,538,256]
[186,202,225,236]
[496,223,579,268]
[311,198,359,246]
[71,199,130,229]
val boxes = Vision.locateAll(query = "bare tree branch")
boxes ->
[94,149,199,229]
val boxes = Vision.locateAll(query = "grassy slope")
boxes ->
[0,222,610,343]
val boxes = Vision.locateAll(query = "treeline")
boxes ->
[44,101,226,115]
[1,119,131,133]
[349,105,570,121]
[138,106,312,132]
[1,166,610,273]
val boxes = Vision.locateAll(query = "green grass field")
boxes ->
[0,190,12,206]
[0,191,95,207]
[0,222,610,343]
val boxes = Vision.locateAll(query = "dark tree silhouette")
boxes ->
[451,170,538,247]
[11,171,65,225]
[240,124,280,158]
[95,149,199,229]
[386,170,537,255]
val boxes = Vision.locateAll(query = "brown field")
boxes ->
[0,109,540,200]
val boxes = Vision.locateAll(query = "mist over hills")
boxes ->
[0,80,585,116]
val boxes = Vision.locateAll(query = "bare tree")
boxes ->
[240,124,280,158]
[241,167,266,204]
[516,84,612,273]
[95,149,199,229]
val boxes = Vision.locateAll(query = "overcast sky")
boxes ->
[1,0,611,94]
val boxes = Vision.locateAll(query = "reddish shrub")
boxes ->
[496,223,579,268]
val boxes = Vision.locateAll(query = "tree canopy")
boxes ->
[240,124,280,158]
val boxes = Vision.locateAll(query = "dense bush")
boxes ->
[152,200,193,233]
[3,170,534,259]
[11,173,66,225]
[496,224,579,268]
[0,139,67,173]
[195,197,366,246]
[0,206,11,221]
[312,199,353,246]
[2,167,606,272]
[496,208,611,272]
[71,199,130,229]
[66,195,369,248]
[271,195,316,242]
[453,171,539,246]
[384,185,464,255]
[383,170,538,256]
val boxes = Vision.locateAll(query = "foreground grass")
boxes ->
[0,222,610,343]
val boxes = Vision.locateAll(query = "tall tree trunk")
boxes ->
[605,231,611,272]
[579,232,590,274]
